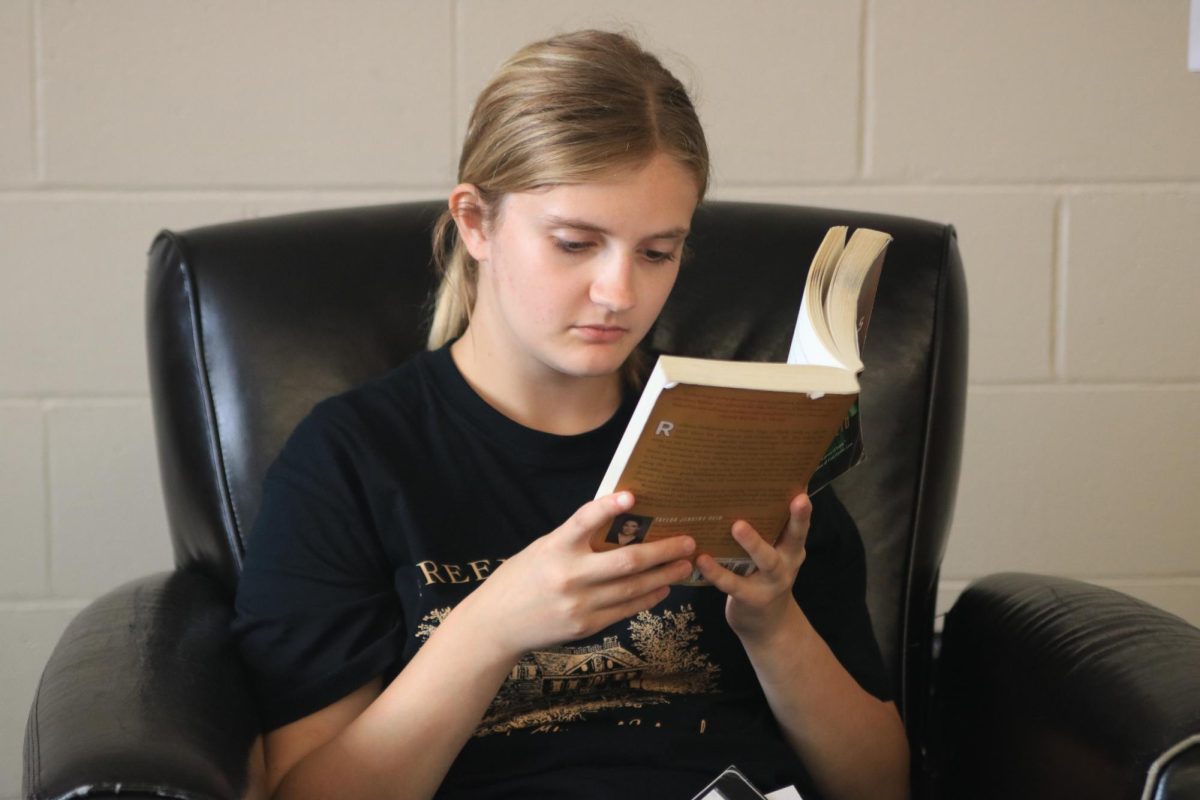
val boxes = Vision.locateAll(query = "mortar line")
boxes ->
[0,598,90,612]
[40,397,52,596]
[1,393,150,404]
[31,0,44,182]
[1053,195,1071,381]
[938,574,1200,587]
[2,181,1200,197]
[449,0,459,177]
[36,395,152,407]
[969,381,1200,392]
[858,0,874,179]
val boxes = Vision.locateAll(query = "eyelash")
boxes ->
[553,238,678,263]
[554,238,593,254]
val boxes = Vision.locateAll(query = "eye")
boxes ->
[642,248,678,264]
[554,238,594,254]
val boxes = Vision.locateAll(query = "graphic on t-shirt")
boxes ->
[415,604,720,737]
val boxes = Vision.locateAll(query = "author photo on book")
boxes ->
[231,28,908,800]
[605,513,655,546]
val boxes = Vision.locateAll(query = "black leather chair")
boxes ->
[23,201,1200,800]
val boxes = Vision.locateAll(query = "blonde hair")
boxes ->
[427,29,710,381]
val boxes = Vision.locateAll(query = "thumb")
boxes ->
[560,491,636,545]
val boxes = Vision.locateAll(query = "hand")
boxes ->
[459,492,696,659]
[695,493,812,643]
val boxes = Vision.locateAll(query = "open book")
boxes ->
[591,227,891,582]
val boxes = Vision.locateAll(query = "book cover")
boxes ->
[592,227,891,581]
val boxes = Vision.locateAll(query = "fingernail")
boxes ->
[616,491,634,509]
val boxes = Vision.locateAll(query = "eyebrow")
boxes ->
[542,215,689,240]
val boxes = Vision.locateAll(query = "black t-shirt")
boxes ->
[233,345,891,799]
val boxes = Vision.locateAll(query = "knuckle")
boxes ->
[613,550,639,575]
[572,509,595,534]
[558,597,585,626]
[548,567,576,595]
[564,615,591,640]
[564,508,590,535]
[621,578,643,602]
[562,596,582,619]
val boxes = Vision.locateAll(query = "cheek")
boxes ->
[520,280,580,326]
[493,249,564,326]
[643,266,681,310]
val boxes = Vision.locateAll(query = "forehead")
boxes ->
[499,154,700,235]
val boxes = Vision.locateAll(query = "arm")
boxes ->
[696,495,910,800]
[25,570,262,800]
[937,573,1200,799]
[267,491,697,800]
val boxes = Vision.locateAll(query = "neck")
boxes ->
[450,331,624,435]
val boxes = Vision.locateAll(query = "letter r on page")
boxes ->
[655,420,675,437]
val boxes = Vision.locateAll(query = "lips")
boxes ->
[573,324,629,343]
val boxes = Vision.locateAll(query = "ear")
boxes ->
[448,183,491,263]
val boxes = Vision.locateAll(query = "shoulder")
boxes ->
[264,350,441,499]
[318,352,431,427]
[283,351,436,456]
[242,354,445,580]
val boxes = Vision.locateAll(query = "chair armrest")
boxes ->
[934,572,1200,800]
[24,569,263,800]
[1155,745,1200,799]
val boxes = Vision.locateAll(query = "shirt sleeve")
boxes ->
[793,488,894,703]
[232,399,403,731]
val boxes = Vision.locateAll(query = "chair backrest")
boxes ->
[146,199,967,758]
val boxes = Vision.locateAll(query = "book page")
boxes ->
[828,230,891,368]
[787,227,845,367]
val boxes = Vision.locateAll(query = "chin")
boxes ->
[559,360,625,380]
[551,347,631,379]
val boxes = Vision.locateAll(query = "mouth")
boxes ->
[572,324,630,343]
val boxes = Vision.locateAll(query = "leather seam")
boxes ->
[160,231,245,572]
[901,222,957,723]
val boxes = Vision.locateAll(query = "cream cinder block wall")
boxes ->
[2,0,1198,796]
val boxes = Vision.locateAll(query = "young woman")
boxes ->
[233,29,909,800]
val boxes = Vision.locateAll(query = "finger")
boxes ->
[559,491,636,544]
[584,535,696,587]
[590,558,696,609]
[694,553,745,595]
[731,520,784,575]
[593,585,673,629]
[775,494,813,557]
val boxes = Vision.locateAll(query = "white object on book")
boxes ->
[765,787,804,800]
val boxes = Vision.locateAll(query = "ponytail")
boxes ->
[427,209,477,349]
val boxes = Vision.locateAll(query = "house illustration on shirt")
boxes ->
[513,636,652,694]
[416,604,720,736]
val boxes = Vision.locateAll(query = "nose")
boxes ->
[589,252,636,313]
